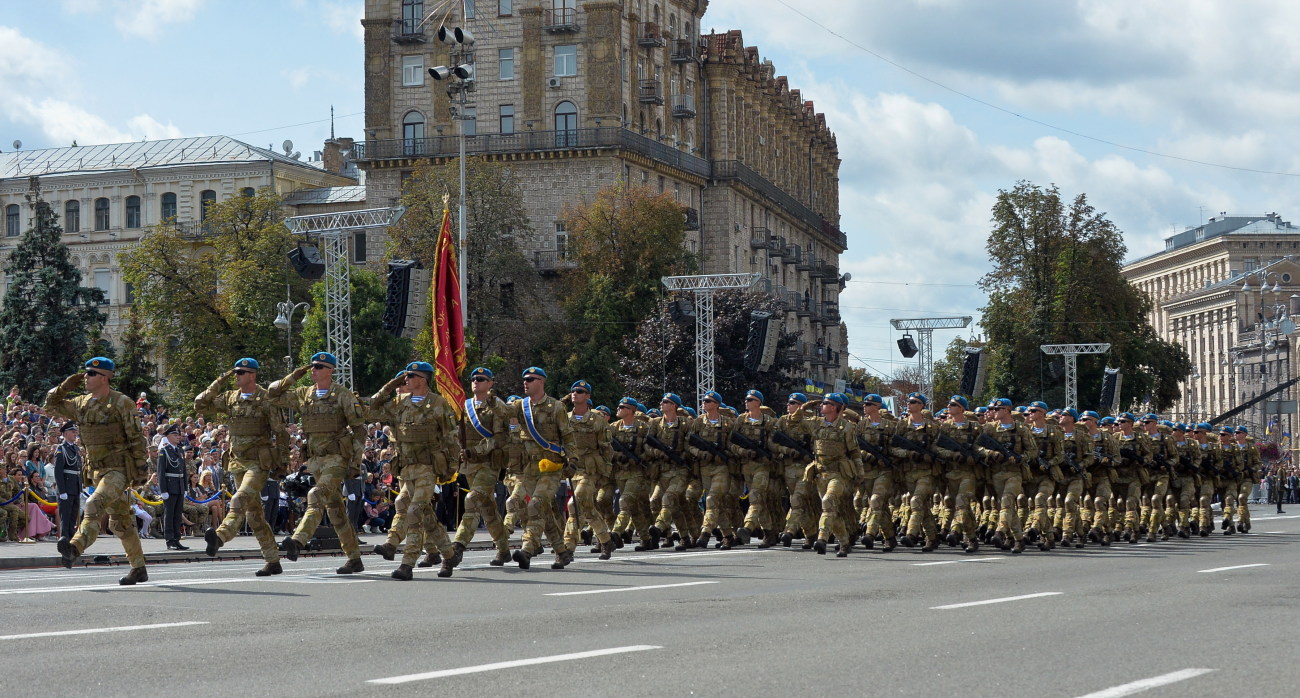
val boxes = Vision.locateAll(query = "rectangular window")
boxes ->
[464,0,474,18]
[1244,257,1260,272]
[402,55,424,86]
[555,222,568,260]
[555,44,577,76]
[498,48,514,80]
[353,232,368,263]
[462,107,477,136]
[498,0,511,15]
[94,269,111,304]
[124,282,135,305]
[499,105,515,134]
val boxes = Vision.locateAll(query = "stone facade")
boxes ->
[358,0,847,384]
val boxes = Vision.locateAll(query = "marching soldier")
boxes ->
[0,466,27,541]
[1169,423,1202,538]
[1110,413,1150,543]
[455,367,512,567]
[854,394,896,551]
[976,398,1038,554]
[734,390,777,547]
[52,422,83,542]
[269,352,367,574]
[369,361,462,579]
[648,394,696,550]
[804,393,861,557]
[194,358,284,573]
[891,392,942,551]
[1139,414,1176,542]
[1055,408,1095,548]
[687,391,735,550]
[935,396,982,553]
[562,380,617,560]
[1024,401,1065,550]
[47,357,151,585]
[509,367,576,570]
[1191,423,1220,536]
[609,397,657,551]
[1216,427,1240,535]
[155,423,190,552]
[1233,426,1260,533]
[775,393,818,548]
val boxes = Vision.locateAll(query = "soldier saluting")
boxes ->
[47,357,151,585]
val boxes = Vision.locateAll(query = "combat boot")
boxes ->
[255,561,283,577]
[446,542,465,568]
[581,529,593,546]
[391,564,414,581]
[861,535,874,550]
[417,551,442,568]
[437,558,456,578]
[551,548,574,569]
[836,546,849,558]
[599,538,615,560]
[648,525,662,549]
[801,537,813,550]
[512,548,532,569]
[336,557,364,574]
[56,537,80,569]
[1177,527,1190,539]
[490,549,511,566]
[735,526,752,545]
[757,531,778,549]
[373,542,397,561]
[633,538,656,551]
[1190,519,1200,535]
[899,534,917,548]
[945,531,962,547]
[1011,538,1026,554]
[1146,530,1157,543]
[695,532,711,550]
[921,539,938,553]
[991,531,1007,549]
[673,538,693,551]
[813,539,827,555]
[204,527,223,557]
[119,566,148,586]
[881,537,897,552]
[964,538,979,554]
[719,535,734,551]
[1223,526,1234,536]
[281,536,301,562]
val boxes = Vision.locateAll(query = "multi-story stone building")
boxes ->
[0,135,358,347]
[1122,213,1300,432]
[357,0,848,383]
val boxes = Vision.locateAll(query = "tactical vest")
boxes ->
[571,417,602,451]
[301,402,345,434]
[395,421,441,444]
[813,427,847,459]
[227,399,272,437]
[79,422,125,449]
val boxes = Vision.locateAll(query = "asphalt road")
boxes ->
[4,513,1299,697]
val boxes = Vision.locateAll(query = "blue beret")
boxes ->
[234,358,260,371]
[974,406,988,414]
[683,407,697,418]
[660,392,682,407]
[1081,410,1100,420]
[906,392,927,406]
[1195,422,1212,431]
[1029,400,1049,411]
[787,392,808,404]
[948,395,969,410]
[936,408,949,418]
[1235,426,1248,434]
[1219,426,1234,434]
[570,380,592,393]
[1061,407,1079,420]
[594,405,611,417]
[1173,422,1187,431]
[470,367,494,379]
[825,392,848,406]
[618,397,638,409]
[863,393,883,405]
[1118,412,1136,422]
[647,408,662,418]
[405,361,434,376]
[1100,416,1116,425]
[702,391,723,404]
[506,394,522,404]
[85,357,115,372]
[521,366,547,379]
[394,370,407,380]
[1014,406,1028,413]
[745,389,764,403]
[1142,413,1159,422]
[988,397,1012,408]
[310,352,337,366]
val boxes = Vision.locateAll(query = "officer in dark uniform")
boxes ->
[52,422,83,541]
[156,423,189,550]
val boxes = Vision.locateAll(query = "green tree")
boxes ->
[845,366,888,396]
[386,158,544,369]
[979,182,1190,411]
[114,309,158,404]
[0,196,105,396]
[619,290,800,405]
[122,189,310,407]
[553,182,697,398]
[299,268,411,395]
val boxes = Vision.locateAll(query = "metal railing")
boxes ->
[543,7,579,31]
[711,160,846,249]
[671,38,696,62]
[354,126,712,179]
[638,21,666,46]
[392,18,426,41]
[638,79,664,104]
[671,93,696,117]
[526,249,577,272]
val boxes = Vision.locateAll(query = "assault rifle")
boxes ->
[1064,450,1082,475]
[890,432,931,459]
[610,436,643,465]
[773,429,815,460]
[976,433,1022,464]
[730,431,775,461]
[856,435,895,469]
[645,433,688,469]
[688,433,733,464]
[936,432,982,465]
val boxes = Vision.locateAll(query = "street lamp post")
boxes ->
[430,23,475,329]
[274,299,310,372]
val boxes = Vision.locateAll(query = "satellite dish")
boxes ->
[11,140,21,151]
[282,139,293,154]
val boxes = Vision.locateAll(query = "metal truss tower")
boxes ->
[661,273,761,405]
[889,316,973,398]
[1040,343,1111,408]
[284,207,405,389]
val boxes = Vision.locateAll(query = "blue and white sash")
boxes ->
[465,398,494,440]
[522,396,564,455]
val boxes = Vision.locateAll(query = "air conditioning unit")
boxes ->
[547,77,562,88]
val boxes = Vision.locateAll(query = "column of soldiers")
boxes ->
[44,355,1266,584]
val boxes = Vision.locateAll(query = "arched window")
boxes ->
[402,111,425,155]
[125,195,141,228]
[554,101,578,147]
[241,187,256,198]
[4,204,19,237]
[199,190,216,222]
[94,197,110,230]
[160,192,177,222]
[64,200,80,233]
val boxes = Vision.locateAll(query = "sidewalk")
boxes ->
[0,527,523,570]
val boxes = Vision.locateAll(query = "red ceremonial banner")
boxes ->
[431,205,466,414]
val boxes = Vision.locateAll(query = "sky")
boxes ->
[5,1,1300,383]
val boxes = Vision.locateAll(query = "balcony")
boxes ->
[527,249,578,274]
[797,252,815,272]
[671,93,696,118]
[823,301,841,323]
[767,235,786,257]
[784,244,801,265]
[818,260,840,283]
[670,38,696,63]
[354,126,711,179]
[795,297,812,317]
[543,7,580,32]
[638,79,664,105]
[638,21,666,47]
[711,160,847,250]
[749,236,767,250]
[391,18,427,43]
[172,220,213,240]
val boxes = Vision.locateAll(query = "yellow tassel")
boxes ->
[539,458,563,473]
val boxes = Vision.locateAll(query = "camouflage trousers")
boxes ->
[519,465,566,555]
[815,470,853,545]
[385,465,454,566]
[215,467,279,563]
[455,466,508,553]
[612,469,653,544]
[71,469,144,569]
[291,454,361,561]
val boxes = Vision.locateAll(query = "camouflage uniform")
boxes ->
[686,407,735,548]
[510,391,576,566]
[457,394,511,562]
[0,473,28,541]
[1026,419,1066,549]
[854,412,896,546]
[806,407,861,556]
[649,408,695,549]
[562,406,615,556]
[1111,428,1151,541]
[774,408,818,546]
[975,416,1038,551]
[1058,423,1095,546]
[609,411,656,550]
[891,414,943,549]
[935,418,982,551]
[733,405,777,545]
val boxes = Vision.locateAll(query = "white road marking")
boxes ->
[1197,563,1269,573]
[931,592,1062,610]
[0,621,209,641]
[912,557,1005,566]
[545,581,717,596]
[1261,531,1287,534]
[367,645,662,684]
[1074,668,1215,697]
[0,574,374,595]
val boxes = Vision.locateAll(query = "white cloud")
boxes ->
[321,0,364,42]
[60,0,204,39]
[0,25,183,146]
